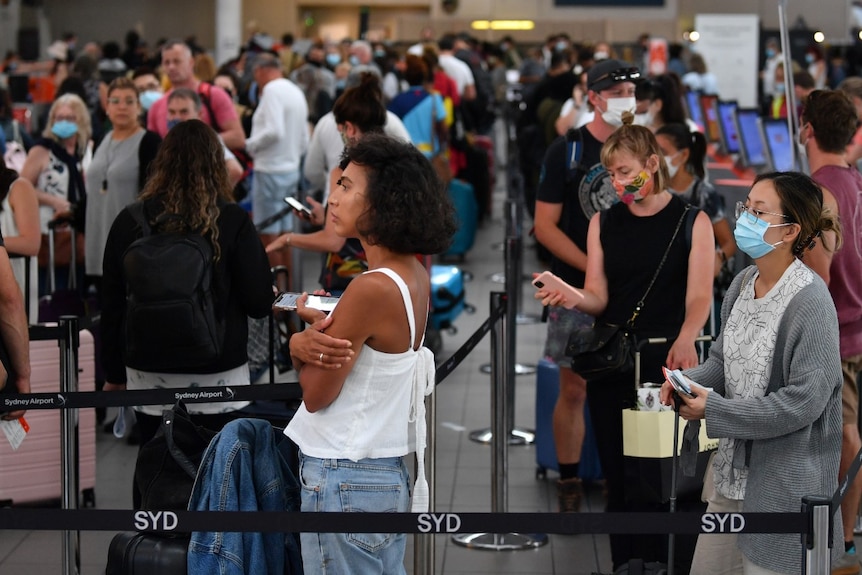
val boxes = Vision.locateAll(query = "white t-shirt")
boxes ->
[246,78,309,173]
[438,54,475,97]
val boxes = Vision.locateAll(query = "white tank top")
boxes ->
[285,267,435,511]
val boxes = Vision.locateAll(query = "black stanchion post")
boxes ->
[59,315,80,575]
[455,292,547,550]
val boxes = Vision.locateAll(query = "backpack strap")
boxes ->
[127,202,152,237]
[563,127,584,184]
[197,82,221,133]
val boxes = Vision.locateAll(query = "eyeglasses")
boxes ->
[591,67,642,86]
[735,200,791,221]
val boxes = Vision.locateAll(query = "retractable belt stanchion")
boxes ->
[472,206,537,445]
[802,496,832,575]
[456,292,548,550]
[414,391,436,575]
[59,315,81,575]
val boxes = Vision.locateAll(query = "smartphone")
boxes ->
[284,196,312,217]
[273,292,340,313]
[662,367,696,399]
[532,271,584,309]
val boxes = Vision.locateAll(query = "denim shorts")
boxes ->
[253,170,300,234]
[543,306,595,368]
[298,452,410,575]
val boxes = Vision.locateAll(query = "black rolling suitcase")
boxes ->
[105,532,188,575]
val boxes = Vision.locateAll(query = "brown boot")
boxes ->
[557,477,583,512]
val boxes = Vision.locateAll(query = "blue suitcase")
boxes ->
[430,264,466,331]
[535,358,603,483]
[443,179,478,260]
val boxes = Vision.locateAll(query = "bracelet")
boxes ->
[284,233,292,249]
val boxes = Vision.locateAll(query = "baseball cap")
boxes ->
[587,59,641,92]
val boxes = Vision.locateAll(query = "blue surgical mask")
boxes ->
[139,90,162,111]
[775,83,785,95]
[733,212,790,259]
[166,118,181,131]
[766,48,776,58]
[326,53,341,67]
[51,120,78,140]
[349,55,360,67]
[556,41,567,52]
[805,54,815,64]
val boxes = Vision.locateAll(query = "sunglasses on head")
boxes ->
[592,67,642,86]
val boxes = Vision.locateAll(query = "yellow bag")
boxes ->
[622,409,718,458]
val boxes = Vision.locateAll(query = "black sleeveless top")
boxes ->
[598,193,692,338]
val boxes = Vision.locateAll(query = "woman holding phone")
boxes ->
[660,172,844,574]
[284,133,456,574]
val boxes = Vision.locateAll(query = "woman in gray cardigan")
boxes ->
[661,171,844,574]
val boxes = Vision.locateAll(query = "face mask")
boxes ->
[51,120,78,140]
[326,53,341,67]
[766,48,776,58]
[601,96,636,127]
[139,90,162,111]
[805,54,814,64]
[349,55,360,67]
[664,155,680,179]
[633,111,654,127]
[612,170,654,205]
[733,212,789,259]
[594,51,609,61]
[775,83,785,95]
[374,49,386,59]
[555,41,567,52]
[166,118,181,131]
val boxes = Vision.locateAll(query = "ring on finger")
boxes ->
[319,352,324,362]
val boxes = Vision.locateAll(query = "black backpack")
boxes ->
[122,202,223,372]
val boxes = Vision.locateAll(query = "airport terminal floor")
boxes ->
[0,138,859,574]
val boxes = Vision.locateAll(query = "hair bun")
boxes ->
[621,110,635,126]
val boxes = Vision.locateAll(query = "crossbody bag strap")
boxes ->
[627,204,692,329]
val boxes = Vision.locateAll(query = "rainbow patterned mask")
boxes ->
[612,170,654,205]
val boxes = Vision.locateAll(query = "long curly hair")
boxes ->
[139,120,232,260]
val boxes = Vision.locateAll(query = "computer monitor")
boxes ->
[685,91,705,132]
[762,119,796,172]
[735,108,768,168]
[717,100,740,155]
[700,94,721,143]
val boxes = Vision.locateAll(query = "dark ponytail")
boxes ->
[656,122,707,179]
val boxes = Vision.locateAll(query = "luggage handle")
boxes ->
[635,335,714,388]
[47,216,78,293]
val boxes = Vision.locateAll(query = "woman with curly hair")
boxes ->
[100,120,273,465]
[285,133,456,574]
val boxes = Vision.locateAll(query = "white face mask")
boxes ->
[634,111,654,127]
[664,155,680,179]
[601,96,636,127]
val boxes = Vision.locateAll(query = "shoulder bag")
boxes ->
[565,205,692,378]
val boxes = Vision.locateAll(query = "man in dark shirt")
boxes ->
[534,59,640,512]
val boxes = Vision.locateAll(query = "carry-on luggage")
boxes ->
[442,179,479,261]
[430,264,474,332]
[105,532,188,575]
[38,219,87,323]
[0,329,96,506]
[534,358,603,483]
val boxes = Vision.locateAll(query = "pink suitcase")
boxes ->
[0,329,96,506]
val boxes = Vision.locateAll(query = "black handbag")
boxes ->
[133,401,217,511]
[566,323,634,378]
[565,205,691,378]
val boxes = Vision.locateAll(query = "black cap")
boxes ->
[587,59,641,92]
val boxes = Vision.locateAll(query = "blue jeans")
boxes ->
[298,453,410,575]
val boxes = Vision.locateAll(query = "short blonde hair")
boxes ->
[600,111,668,194]
[43,93,92,156]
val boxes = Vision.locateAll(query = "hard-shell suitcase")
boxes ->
[430,264,472,332]
[0,329,96,506]
[442,179,478,260]
[534,358,603,483]
[105,532,189,575]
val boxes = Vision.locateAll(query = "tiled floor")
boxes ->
[0,153,616,574]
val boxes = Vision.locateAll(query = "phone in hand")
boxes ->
[532,271,584,309]
[284,196,312,218]
[662,367,697,399]
[273,292,340,313]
